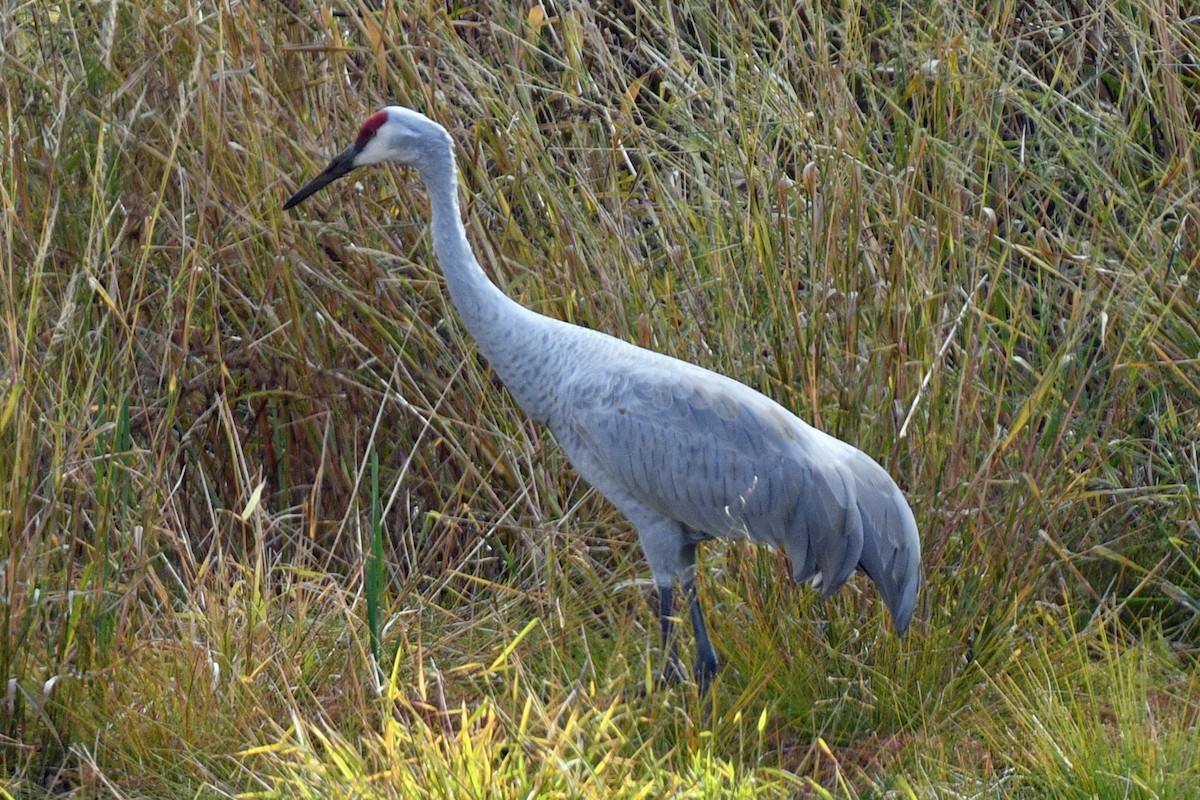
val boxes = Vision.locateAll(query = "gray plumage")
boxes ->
[284,106,921,692]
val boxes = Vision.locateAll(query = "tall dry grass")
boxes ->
[1,0,1198,796]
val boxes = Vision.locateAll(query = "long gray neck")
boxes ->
[419,148,522,335]
[418,146,561,421]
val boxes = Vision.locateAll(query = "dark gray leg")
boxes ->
[684,578,719,696]
[648,534,719,695]
[658,584,685,685]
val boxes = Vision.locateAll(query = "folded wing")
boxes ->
[563,359,920,634]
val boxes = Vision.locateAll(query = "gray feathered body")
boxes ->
[493,312,920,635]
[416,121,919,637]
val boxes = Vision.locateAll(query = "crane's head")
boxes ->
[283,106,452,210]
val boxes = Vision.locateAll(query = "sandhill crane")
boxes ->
[284,106,920,695]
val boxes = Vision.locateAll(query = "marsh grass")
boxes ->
[2,0,1198,796]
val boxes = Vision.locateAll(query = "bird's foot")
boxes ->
[693,653,720,698]
[659,654,687,688]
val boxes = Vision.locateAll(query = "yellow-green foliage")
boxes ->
[1,0,1198,797]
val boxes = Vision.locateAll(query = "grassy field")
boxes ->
[2,0,1199,796]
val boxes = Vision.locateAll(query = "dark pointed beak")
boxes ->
[283,145,358,210]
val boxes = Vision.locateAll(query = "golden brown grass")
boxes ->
[2,0,1198,796]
